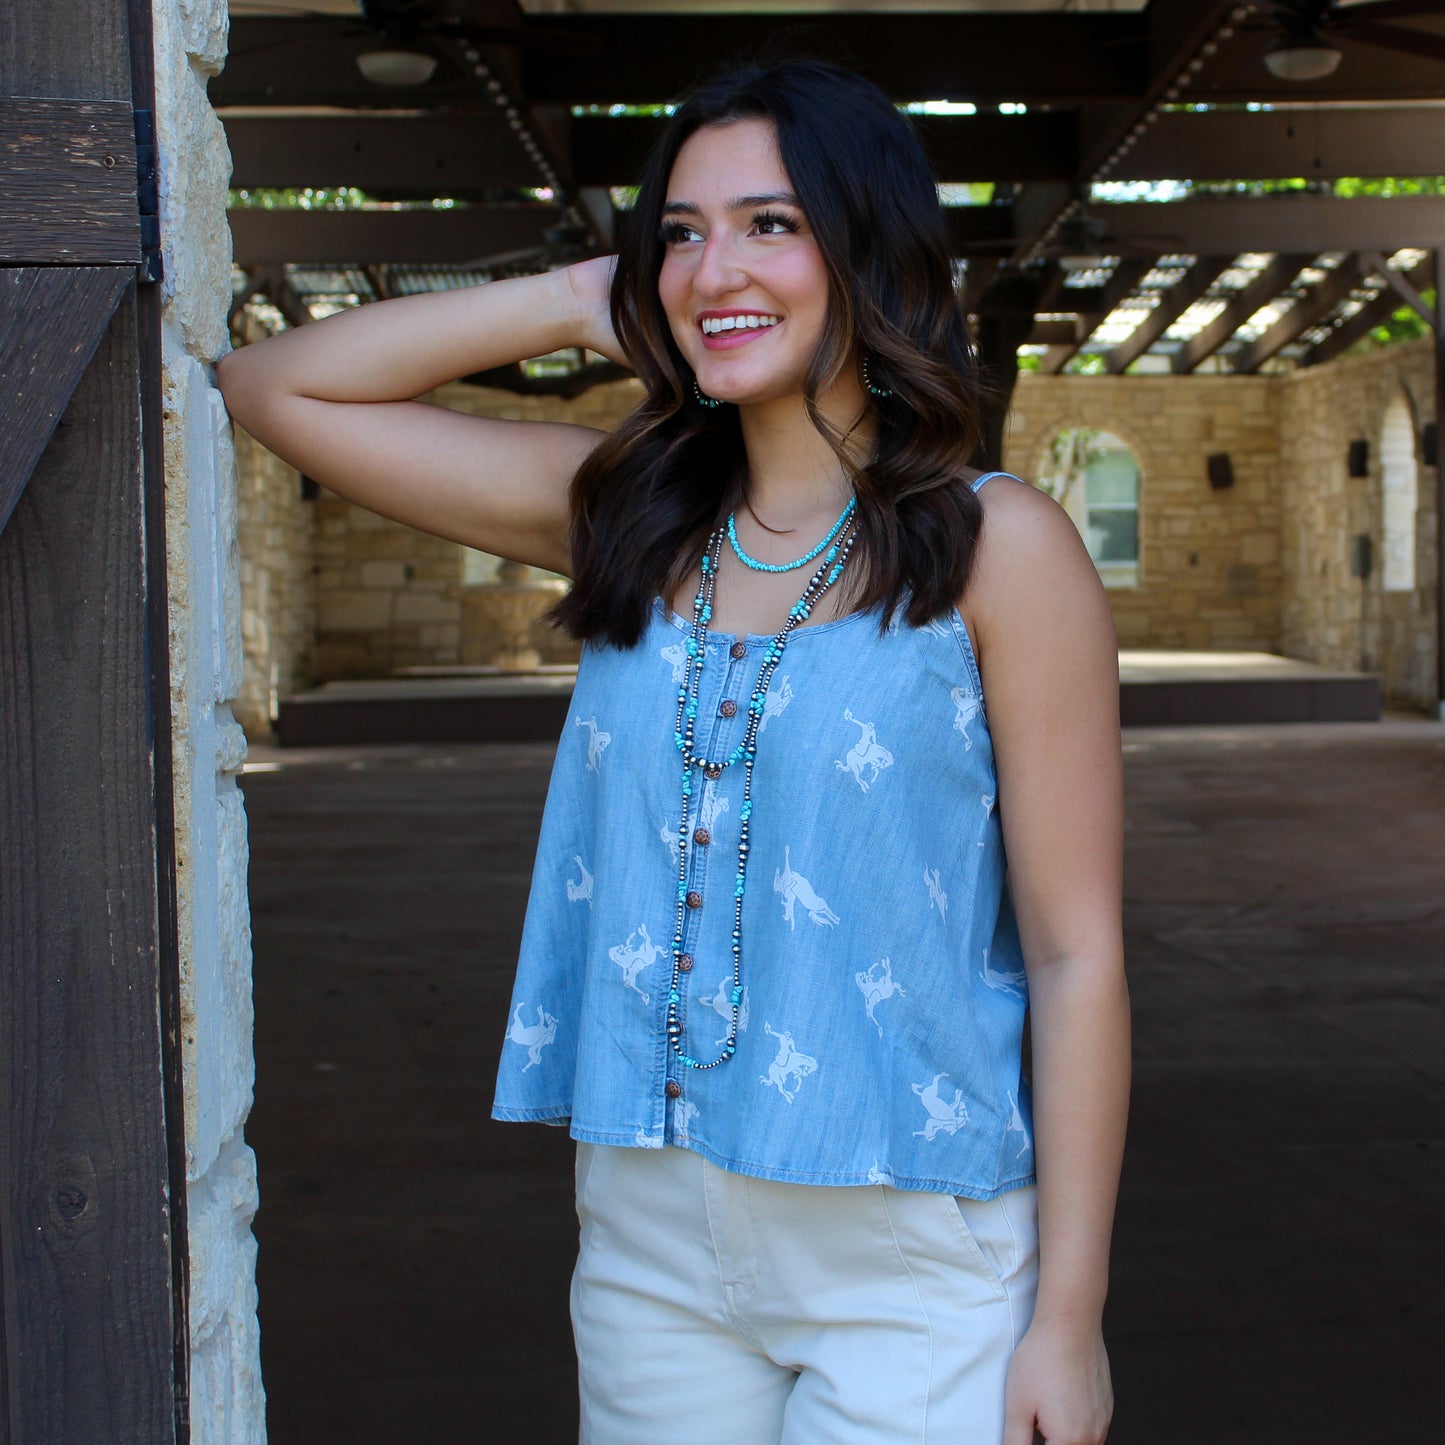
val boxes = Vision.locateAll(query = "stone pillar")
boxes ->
[154,0,266,1438]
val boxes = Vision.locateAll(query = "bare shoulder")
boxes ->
[959,472,1117,684]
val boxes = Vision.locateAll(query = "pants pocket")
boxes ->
[950,1184,1038,1298]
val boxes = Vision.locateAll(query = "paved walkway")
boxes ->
[240,719,1445,1443]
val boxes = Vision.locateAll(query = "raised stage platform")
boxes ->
[273,651,1381,747]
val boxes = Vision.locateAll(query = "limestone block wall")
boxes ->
[155,0,265,1438]
[308,377,643,679]
[234,424,315,736]
[1006,374,1284,651]
[1278,338,1438,709]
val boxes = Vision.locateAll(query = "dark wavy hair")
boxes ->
[551,57,988,649]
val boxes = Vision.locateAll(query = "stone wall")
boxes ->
[1006,373,1284,650]
[308,377,642,679]
[235,346,1440,713]
[234,422,314,736]
[1278,337,1438,709]
[155,0,265,1437]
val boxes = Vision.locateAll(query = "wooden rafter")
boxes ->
[1115,106,1445,185]
[227,204,558,267]
[1228,261,1365,375]
[1104,257,1231,375]
[1301,257,1435,368]
[1173,254,1313,374]
[1040,258,1152,376]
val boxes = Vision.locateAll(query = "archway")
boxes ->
[1380,392,1418,593]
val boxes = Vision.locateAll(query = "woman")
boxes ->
[219,58,1128,1445]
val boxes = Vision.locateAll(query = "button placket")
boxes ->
[669,637,748,1075]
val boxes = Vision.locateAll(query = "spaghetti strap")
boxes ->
[971,470,1022,493]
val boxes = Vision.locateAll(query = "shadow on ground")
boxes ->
[241,720,1445,1443]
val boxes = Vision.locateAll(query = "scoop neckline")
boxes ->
[652,595,880,646]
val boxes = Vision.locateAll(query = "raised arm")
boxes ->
[964,477,1129,1445]
[215,257,624,576]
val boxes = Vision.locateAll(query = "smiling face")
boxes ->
[657,118,838,407]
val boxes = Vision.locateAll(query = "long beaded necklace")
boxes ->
[664,517,860,1071]
[726,495,857,573]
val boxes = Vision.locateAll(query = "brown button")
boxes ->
[665,1080,682,1099]
[730,642,747,660]
[677,954,694,972]
[704,763,723,780]
[693,826,712,846]
[685,890,703,909]
[719,699,738,718]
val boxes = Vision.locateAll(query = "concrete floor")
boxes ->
[239,719,1445,1444]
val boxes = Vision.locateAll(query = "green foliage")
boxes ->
[1342,291,1438,357]
[229,186,374,210]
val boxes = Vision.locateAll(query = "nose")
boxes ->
[693,231,747,299]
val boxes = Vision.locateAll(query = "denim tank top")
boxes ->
[493,473,1035,1199]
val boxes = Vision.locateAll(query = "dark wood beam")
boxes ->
[0,268,131,534]
[1173,253,1312,373]
[1116,106,1445,183]
[1361,250,1436,328]
[0,98,140,264]
[1084,196,1445,255]
[1228,259,1364,374]
[1041,258,1153,375]
[566,110,1080,188]
[516,13,1142,107]
[1301,256,1434,367]
[222,111,541,191]
[227,203,559,266]
[218,12,1445,112]
[1104,256,1232,374]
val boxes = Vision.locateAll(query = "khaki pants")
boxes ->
[571,1141,1039,1444]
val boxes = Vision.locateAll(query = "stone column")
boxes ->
[154,0,266,1438]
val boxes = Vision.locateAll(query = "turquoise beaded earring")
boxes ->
[861,353,893,399]
[692,378,724,409]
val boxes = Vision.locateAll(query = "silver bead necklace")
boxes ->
[664,519,859,1071]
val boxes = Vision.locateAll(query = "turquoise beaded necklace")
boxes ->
[726,494,857,573]
[664,518,858,1071]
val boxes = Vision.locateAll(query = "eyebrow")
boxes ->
[661,191,802,217]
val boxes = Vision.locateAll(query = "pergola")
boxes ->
[220,0,1445,379]
[217,0,1445,706]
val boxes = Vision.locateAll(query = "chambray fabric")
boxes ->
[493,472,1035,1200]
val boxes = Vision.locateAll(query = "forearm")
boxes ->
[1026,952,1131,1327]
[218,266,589,412]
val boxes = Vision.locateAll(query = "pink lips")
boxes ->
[701,325,773,351]
[697,311,781,352]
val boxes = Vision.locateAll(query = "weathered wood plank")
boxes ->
[0,267,130,536]
[0,283,177,1443]
[0,99,139,263]
[0,0,131,102]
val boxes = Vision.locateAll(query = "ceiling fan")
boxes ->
[1246,1,1445,81]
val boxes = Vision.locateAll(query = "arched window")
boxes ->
[1039,428,1141,588]
[1380,394,1418,592]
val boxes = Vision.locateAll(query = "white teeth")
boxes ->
[701,314,780,335]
